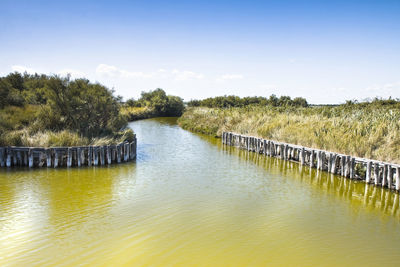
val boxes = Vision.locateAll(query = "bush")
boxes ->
[122,88,185,120]
[0,72,133,146]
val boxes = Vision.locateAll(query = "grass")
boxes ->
[0,105,135,147]
[120,106,157,121]
[178,105,400,164]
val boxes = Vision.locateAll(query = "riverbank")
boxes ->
[0,73,134,147]
[178,104,400,164]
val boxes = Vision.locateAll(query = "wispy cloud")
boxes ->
[11,65,36,74]
[57,69,86,78]
[96,64,204,81]
[96,64,153,78]
[171,69,204,81]
[11,65,86,79]
[217,74,244,82]
[365,81,400,96]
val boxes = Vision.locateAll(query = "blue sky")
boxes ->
[1,0,399,103]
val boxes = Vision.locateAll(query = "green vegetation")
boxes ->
[0,72,133,147]
[122,88,184,121]
[178,99,400,164]
[187,94,308,108]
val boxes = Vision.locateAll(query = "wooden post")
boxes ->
[322,152,327,171]
[28,148,34,168]
[0,147,4,167]
[23,151,28,166]
[366,161,372,183]
[396,167,400,191]
[67,148,72,167]
[46,149,52,167]
[349,157,355,179]
[340,156,346,176]
[300,148,305,165]
[93,147,99,166]
[268,142,273,157]
[117,144,121,163]
[330,154,337,174]
[107,146,112,164]
[374,163,380,185]
[133,137,137,159]
[6,148,11,167]
[316,151,321,170]
[290,147,295,160]
[76,148,81,167]
[222,132,225,144]
[309,150,315,168]
[284,145,289,160]
[12,150,17,166]
[100,146,105,165]
[263,140,267,156]
[54,150,59,168]
[327,153,332,172]
[124,143,129,161]
[388,165,393,189]
[16,151,21,166]
[81,148,85,165]
[88,147,92,166]
[344,156,350,177]
[382,164,388,187]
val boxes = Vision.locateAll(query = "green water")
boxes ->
[1,117,400,266]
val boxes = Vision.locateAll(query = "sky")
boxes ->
[1,0,400,104]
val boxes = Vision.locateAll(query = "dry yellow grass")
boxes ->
[178,106,400,164]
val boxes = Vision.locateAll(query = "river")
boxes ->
[1,117,400,266]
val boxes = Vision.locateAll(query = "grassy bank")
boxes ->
[178,103,400,164]
[0,72,134,147]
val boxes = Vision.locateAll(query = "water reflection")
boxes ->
[218,143,400,221]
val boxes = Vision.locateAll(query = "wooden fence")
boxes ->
[222,132,400,191]
[0,136,136,168]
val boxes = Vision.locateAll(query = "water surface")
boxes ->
[1,117,400,266]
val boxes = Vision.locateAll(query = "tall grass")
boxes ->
[120,106,157,121]
[178,106,400,164]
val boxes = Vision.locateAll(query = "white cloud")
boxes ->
[57,69,86,78]
[171,69,204,81]
[217,74,244,82]
[96,64,204,81]
[11,65,36,74]
[365,81,400,96]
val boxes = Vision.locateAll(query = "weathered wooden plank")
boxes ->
[382,164,388,187]
[46,149,52,167]
[54,150,59,168]
[100,146,105,165]
[309,150,314,168]
[349,157,355,179]
[67,148,72,167]
[88,147,92,167]
[28,149,34,168]
[388,165,393,189]
[76,148,81,167]
[93,147,99,166]
[330,153,337,174]
[0,147,4,167]
[374,163,380,185]
[117,144,121,163]
[396,167,400,191]
[107,146,112,164]
[366,161,372,183]
[299,147,306,165]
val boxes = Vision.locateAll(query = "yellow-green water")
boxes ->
[1,117,400,266]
